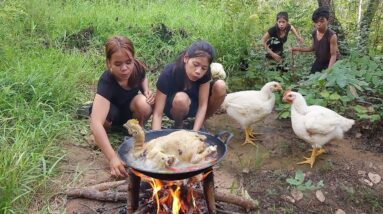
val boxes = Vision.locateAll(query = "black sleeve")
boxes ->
[96,74,113,101]
[156,64,173,95]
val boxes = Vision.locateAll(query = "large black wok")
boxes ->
[118,129,233,180]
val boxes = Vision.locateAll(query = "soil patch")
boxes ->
[48,112,383,213]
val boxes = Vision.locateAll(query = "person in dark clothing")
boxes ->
[262,12,304,63]
[152,41,227,131]
[90,35,154,177]
[292,7,339,73]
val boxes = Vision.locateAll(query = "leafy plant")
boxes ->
[353,105,381,122]
[286,170,324,191]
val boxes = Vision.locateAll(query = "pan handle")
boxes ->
[215,131,234,145]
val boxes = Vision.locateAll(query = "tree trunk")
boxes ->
[317,0,349,56]
[357,0,380,54]
[358,0,363,24]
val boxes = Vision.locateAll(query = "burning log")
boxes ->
[66,174,258,212]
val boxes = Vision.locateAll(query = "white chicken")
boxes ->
[221,81,283,145]
[210,62,226,80]
[282,90,355,168]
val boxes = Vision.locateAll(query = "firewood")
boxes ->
[86,180,127,191]
[216,208,246,214]
[66,188,127,202]
[67,187,258,210]
[195,190,258,211]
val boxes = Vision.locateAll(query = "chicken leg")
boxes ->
[242,127,256,146]
[297,148,318,168]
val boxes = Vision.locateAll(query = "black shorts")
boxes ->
[164,81,215,120]
[311,60,328,73]
[89,103,133,126]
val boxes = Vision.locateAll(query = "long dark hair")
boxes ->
[172,40,215,91]
[105,35,146,88]
[275,11,290,35]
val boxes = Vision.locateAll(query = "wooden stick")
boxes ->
[195,190,258,211]
[132,200,154,214]
[111,184,250,211]
[66,188,127,202]
[86,180,127,191]
[67,187,258,210]
[216,208,246,214]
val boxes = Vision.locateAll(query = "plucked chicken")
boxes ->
[123,119,217,169]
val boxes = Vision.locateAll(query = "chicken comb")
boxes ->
[283,89,292,97]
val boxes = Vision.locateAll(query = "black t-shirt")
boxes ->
[96,71,141,110]
[267,24,291,55]
[312,29,339,65]
[156,63,210,101]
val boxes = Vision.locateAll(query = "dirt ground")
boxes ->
[53,112,382,214]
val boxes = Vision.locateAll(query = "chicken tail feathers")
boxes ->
[341,118,355,132]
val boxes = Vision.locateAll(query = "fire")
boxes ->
[170,186,181,214]
[132,169,210,214]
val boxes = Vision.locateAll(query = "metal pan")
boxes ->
[117,129,233,180]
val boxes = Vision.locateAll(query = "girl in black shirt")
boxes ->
[262,12,304,62]
[90,36,154,177]
[152,41,227,131]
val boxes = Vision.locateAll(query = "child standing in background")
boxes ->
[262,12,304,66]
[292,7,339,73]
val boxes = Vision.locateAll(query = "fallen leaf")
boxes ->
[355,133,362,138]
[242,168,250,174]
[291,188,303,201]
[335,209,346,214]
[359,178,373,187]
[281,195,295,203]
[315,190,325,202]
[368,172,381,184]
[357,170,366,177]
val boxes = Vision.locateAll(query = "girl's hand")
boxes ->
[272,53,282,62]
[109,156,128,177]
[298,37,304,45]
[144,90,155,105]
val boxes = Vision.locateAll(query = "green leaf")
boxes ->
[320,91,330,98]
[279,111,290,119]
[329,92,341,100]
[286,178,301,186]
[316,180,325,188]
[353,105,367,114]
[295,170,305,184]
[369,114,381,122]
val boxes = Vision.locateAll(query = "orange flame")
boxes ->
[150,178,162,214]
[170,186,181,214]
[131,170,211,213]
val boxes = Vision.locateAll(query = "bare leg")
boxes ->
[130,94,152,127]
[170,92,191,129]
[205,80,227,119]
